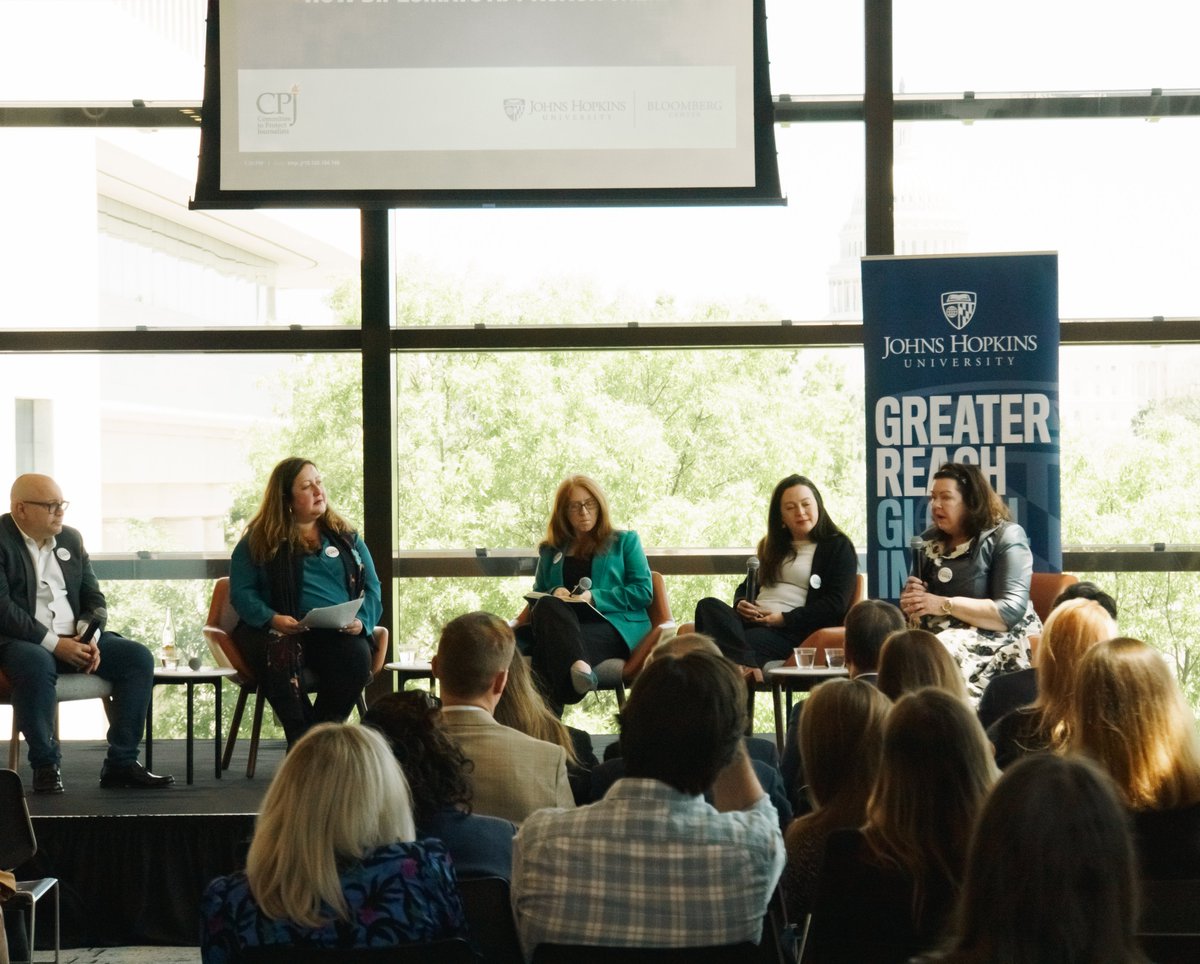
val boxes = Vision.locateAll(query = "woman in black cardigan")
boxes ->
[695,474,857,667]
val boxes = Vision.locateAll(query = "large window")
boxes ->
[2,0,1199,740]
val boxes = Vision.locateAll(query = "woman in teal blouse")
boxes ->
[519,475,652,712]
[230,457,382,746]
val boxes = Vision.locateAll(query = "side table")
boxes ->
[765,665,850,754]
[145,666,237,784]
[384,659,436,696]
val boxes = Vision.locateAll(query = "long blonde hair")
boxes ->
[540,474,614,558]
[494,649,580,768]
[246,724,416,927]
[866,688,997,917]
[243,457,355,564]
[1071,637,1200,811]
[790,678,891,839]
[1030,598,1117,749]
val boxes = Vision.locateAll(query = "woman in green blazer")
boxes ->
[520,475,653,711]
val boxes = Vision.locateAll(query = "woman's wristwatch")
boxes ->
[941,598,954,616]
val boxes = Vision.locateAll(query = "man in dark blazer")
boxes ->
[0,474,172,793]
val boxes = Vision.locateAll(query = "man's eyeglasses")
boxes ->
[567,499,598,516]
[23,500,69,514]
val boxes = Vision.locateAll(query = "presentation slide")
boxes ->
[216,0,757,193]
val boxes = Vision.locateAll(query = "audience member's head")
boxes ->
[1031,597,1117,748]
[877,629,968,702]
[797,678,891,824]
[867,688,997,913]
[621,650,746,795]
[494,648,580,767]
[433,611,515,704]
[1071,637,1200,811]
[928,754,1145,964]
[246,723,414,927]
[1051,579,1118,620]
[363,690,474,825]
[646,631,722,667]
[843,599,905,675]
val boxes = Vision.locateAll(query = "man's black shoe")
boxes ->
[99,760,174,789]
[32,765,64,794]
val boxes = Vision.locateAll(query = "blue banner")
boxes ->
[862,253,1061,601]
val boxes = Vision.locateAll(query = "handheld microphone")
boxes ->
[80,616,102,645]
[570,576,593,596]
[745,557,760,605]
[909,537,925,581]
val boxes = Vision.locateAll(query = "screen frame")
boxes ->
[190,0,783,210]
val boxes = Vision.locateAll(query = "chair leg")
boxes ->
[247,688,266,779]
[9,716,19,771]
[223,686,249,771]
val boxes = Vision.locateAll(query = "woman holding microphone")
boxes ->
[900,462,1039,700]
[694,474,857,668]
[518,474,652,713]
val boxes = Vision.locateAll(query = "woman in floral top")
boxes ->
[899,462,1040,700]
[200,723,466,964]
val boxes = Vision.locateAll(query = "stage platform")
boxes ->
[17,739,282,949]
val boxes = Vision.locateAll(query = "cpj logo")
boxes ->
[256,85,299,131]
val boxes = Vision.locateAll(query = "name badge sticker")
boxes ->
[938,567,953,583]
[324,546,340,558]
[552,551,563,564]
[56,547,71,561]
[809,574,822,589]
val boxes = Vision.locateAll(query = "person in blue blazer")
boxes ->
[519,475,652,711]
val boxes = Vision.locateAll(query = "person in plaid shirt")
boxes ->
[511,650,785,956]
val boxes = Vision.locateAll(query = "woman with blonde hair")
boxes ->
[1071,637,1200,878]
[230,458,382,745]
[986,597,1116,769]
[200,724,465,964]
[783,678,891,922]
[494,648,596,803]
[807,688,998,963]
[877,629,969,703]
[518,474,653,712]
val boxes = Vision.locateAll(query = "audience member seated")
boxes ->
[976,580,1117,730]
[434,611,575,823]
[512,650,785,956]
[588,633,792,829]
[494,647,597,805]
[917,753,1148,964]
[876,628,969,703]
[806,688,997,964]
[986,597,1116,770]
[695,474,857,669]
[782,678,891,924]
[363,690,516,881]
[900,462,1040,699]
[200,723,466,964]
[781,599,904,812]
[229,458,382,747]
[1070,637,1200,879]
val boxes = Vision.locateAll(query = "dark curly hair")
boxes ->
[362,691,474,824]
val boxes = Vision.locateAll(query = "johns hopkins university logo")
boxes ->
[940,291,977,330]
[504,98,526,121]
